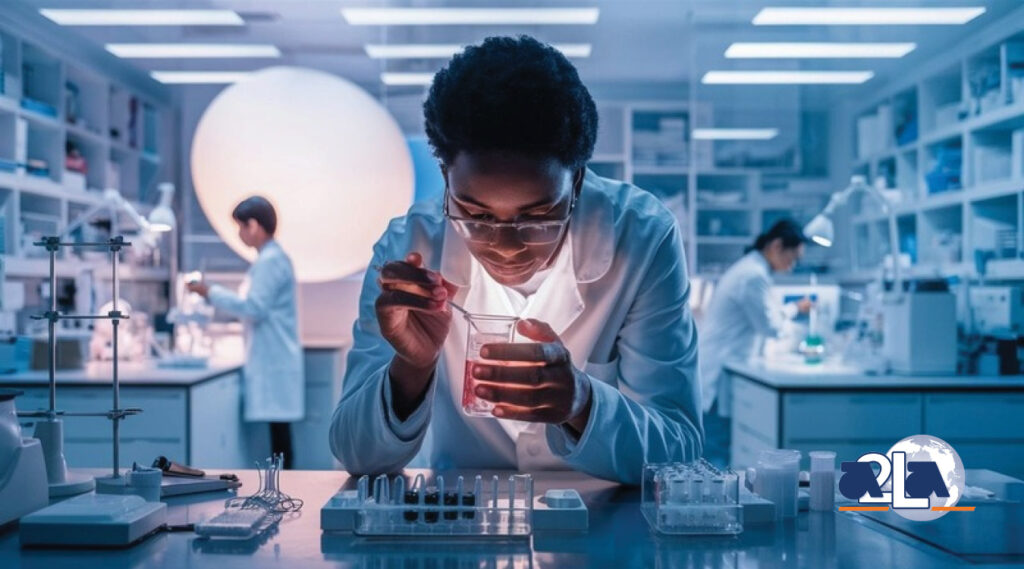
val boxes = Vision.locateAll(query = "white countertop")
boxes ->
[725,358,1024,389]
[0,359,243,387]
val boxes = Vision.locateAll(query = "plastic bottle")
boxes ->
[809,451,837,512]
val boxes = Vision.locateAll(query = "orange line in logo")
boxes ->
[931,506,974,511]
[839,506,890,511]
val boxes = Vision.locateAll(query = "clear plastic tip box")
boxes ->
[642,460,743,535]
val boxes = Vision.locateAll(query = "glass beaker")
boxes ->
[462,314,520,417]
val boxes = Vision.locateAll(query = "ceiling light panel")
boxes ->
[107,44,281,58]
[752,7,985,26]
[725,42,916,59]
[702,70,874,84]
[40,9,244,26]
[342,8,600,26]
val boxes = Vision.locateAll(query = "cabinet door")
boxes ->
[925,393,1024,478]
[292,347,347,469]
[784,393,922,440]
[925,393,1024,440]
[15,386,187,468]
[189,372,245,468]
[730,376,780,469]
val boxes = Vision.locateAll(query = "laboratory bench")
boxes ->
[725,361,1024,478]
[0,468,1020,568]
[0,346,348,472]
[0,360,249,471]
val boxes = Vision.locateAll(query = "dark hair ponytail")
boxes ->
[746,219,807,253]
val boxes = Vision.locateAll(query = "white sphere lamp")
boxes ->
[191,66,414,282]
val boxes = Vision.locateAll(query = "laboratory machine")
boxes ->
[883,279,958,375]
[970,286,1024,336]
[968,286,1024,375]
[0,389,48,526]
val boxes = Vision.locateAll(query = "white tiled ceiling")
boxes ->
[20,0,1022,93]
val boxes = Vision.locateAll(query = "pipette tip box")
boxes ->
[642,459,743,535]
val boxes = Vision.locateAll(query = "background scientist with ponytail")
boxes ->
[698,219,813,467]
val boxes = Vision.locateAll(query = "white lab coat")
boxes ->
[698,251,796,417]
[329,171,704,484]
[208,240,304,422]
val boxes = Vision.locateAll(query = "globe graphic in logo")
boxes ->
[884,435,965,521]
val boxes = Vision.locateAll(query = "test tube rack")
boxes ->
[17,236,142,496]
[322,473,534,538]
[642,459,743,536]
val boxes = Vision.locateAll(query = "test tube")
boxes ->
[392,477,405,505]
[691,477,704,504]
[491,475,499,508]
[809,451,837,512]
[373,474,390,504]
[357,476,369,502]
[710,477,725,504]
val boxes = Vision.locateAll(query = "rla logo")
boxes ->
[838,435,967,521]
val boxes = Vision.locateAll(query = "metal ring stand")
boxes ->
[18,236,143,497]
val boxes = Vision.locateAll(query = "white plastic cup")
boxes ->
[128,466,163,502]
[753,449,801,520]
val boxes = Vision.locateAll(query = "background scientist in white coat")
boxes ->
[329,36,703,485]
[698,219,812,467]
[188,196,304,468]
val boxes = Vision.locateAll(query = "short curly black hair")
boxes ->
[423,35,598,171]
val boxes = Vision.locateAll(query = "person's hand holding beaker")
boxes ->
[470,318,593,434]
[376,252,458,418]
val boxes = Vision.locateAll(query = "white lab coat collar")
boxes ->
[745,250,771,276]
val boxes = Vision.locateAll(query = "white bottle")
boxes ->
[809,451,837,512]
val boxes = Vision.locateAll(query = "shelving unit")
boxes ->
[847,18,1024,280]
[0,19,171,280]
[591,102,831,276]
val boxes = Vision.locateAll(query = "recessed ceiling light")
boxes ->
[107,44,280,58]
[380,72,436,86]
[692,128,780,140]
[365,43,592,59]
[342,8,600,26]
[702,70,874,85]
[725,42,916,59]
[40,9,244,26]
[752,7,985,26]
[150,71,251,84]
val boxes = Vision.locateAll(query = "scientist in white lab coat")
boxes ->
[187,196,304,468]
[698,219,812,467]
[329,36,703,485]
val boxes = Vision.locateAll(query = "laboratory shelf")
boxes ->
[0,15,172,279]
[845,8,1024,281]
[585,100,832,278]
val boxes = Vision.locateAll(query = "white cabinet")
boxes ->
[291,347,346,470]
[13,371,245,469]
[729,373,1024,478]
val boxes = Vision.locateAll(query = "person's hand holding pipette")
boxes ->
[376,252,459,419]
